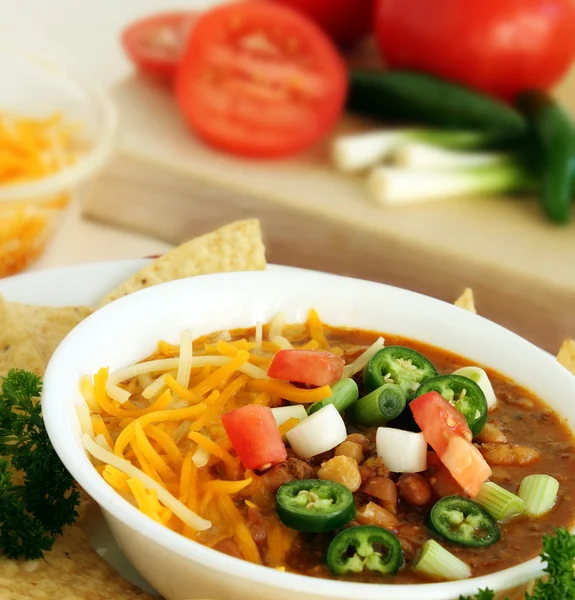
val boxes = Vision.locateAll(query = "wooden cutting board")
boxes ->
[82,72,575,354]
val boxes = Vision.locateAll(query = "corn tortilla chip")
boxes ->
[557,339,575,375]
[454,288,477,314]
[98,219,267,306]
[0,525,157,600]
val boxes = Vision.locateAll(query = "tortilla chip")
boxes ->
[7,303,93,365]
[0,296,45,377]
[0,525,157,600]
[557,339,575,375]
[454,288,477,314]
[98,219,267,306]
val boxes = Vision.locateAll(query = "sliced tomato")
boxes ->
[175,1,347,157]
[222,404,287,470]
[268,349,345,387]
[410,391,472,458]
[441,436,492,498]
[121,12,198,81]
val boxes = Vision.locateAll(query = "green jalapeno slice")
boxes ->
[429,495,500,548]
[415,374,488,436]
[327,525,403,576]
[276,480,356,533]
[363,346,437,400]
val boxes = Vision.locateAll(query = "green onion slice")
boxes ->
[518,474,559,517]
[412,539,471,581]
[475,482,525,521]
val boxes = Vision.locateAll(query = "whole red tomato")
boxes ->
[374,0,575,100]
[272,0,375,47]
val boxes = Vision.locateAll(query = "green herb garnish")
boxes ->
[0,369,79,559]
[460,528,575,600]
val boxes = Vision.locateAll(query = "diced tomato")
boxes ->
[222,405,287,470]
[268,350,345,387]
[441,436,492,498]
[429,464,465,499]
[410,391,472,458]
[121,12,198,82]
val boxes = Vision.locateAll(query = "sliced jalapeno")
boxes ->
[363,346,437,400]
[415,374,488,436]
[349,383,406,426]
[308,378,359,415]
[429,495,500,548]
[327,525,403,576]
[276,480,356,533]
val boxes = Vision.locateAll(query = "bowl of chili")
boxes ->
[42,269,575,600]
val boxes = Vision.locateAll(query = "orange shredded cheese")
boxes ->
[205,478,253,495]
[188,431,238,469]
[278,417,300,437]
[247,379,332,403]
[217,494,261,565]
[91,414,114,448]
[306,308,328,349]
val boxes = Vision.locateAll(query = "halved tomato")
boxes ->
[441,435,492,498]
[222,404,287,470]
[410,391,472,458]
[268,349,345,386]
[175,1,347,157]
[121,12,198,81]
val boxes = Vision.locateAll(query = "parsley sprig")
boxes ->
[0,369,79,559]
[461,528,575,600]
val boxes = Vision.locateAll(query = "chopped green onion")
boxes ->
[518,474,559,517]
[368,161,531,207]
[412,539,471,581]
[308,378,359,415]
[350,383,406,426]
[475,482,525,521]
[332,129,492,173]
[393,142,513,170]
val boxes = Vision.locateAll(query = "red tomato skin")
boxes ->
[175,1,347,158]
[222,405,287,470]
[121,12,197,82]
[374,0,575,100]
[410,391,472,458]
[441,436,492,498]
[271,0,375,47]
[268,350,345,386]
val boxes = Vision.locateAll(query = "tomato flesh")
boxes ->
[222,404,287,470]
[121,12,198,81]
[175,1,347,157]
[441,435,492,498]
[268,349,345,387]
[410,391,472,458]
[271,0,374,47]
[374,0,575,100]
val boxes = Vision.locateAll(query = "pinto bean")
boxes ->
[480,443,540,466]
[345,433,371,452]
[476,422,508,444]
[335,441,364,463]
[397,474,433,506]
[318,455,362,492]
[356,501,399,532]
[429,467,464,499]
[361,477,397,513]
[213,538,242,559]
[246,507,267,545]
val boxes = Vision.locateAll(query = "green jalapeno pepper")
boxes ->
[363,346,437,400]
[276,480,356,533]
[349,383,406,426]
[429,495,500,548]
[415,374,488,436]
[327,525,403,576]
[308,378,359,415]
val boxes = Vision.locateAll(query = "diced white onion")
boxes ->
[83,434,211,531]
[342,337,385,379]
[269,312,286,342]
[192,445,210,468]
[376,427,427,473]
[272,336,293,350]
[142,373,170,400]
[254,321,263,353]
[453,366,497,409]
[176,329,193,390]
[286,404,347,459]
[272,404,308,426]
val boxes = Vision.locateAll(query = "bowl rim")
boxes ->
[0,54,117,202]
[42,269,575,599]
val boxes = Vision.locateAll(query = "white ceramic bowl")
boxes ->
[42,270,575,600]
